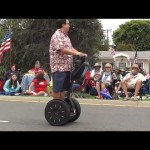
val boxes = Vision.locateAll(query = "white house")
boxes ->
[98,51,150,73]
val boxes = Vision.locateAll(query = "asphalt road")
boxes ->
[0,96,150,131]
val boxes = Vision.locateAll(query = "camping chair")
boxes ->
[118,79,149,100]
[72,70,95,98]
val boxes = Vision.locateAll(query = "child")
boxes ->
[26,71,49,96]
[3,73,20,95]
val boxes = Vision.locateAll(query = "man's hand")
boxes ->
[77,52,87,57]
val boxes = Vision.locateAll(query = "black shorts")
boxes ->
[52,71,71,92]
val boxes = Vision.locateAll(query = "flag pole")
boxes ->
[9,25,12,67]
[133,49,137,64]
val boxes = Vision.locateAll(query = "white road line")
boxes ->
[0,120,10,123]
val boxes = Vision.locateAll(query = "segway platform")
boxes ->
[45,56,89,126]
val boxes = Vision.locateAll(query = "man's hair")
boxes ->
[55,19,67,29]
[35,60,40,65]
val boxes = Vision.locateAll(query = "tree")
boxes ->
[69,19,108,66]
[0,19,108,74]
[112,20,150,51]
[0,19,55,74]
[115,42,135,51]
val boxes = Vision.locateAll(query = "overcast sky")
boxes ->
[99,19,149,45]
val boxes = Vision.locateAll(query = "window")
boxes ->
[119,63,126,69]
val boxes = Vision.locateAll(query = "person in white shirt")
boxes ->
[121,63,144,101]
[90,63,102,81]
[90,63,102,98]
[95,63,117,99]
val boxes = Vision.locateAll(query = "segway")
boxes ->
[45,56,90,126]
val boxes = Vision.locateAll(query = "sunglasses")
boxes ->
[105,67,111,68]
[132,67,138,69]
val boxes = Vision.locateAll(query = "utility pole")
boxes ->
[103,29,112,44]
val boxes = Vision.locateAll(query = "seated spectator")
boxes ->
[3,73,20,96]
[121,63,144,101]
[120,69,126,78]
[90,63,102,82]
[95,63,117,99]
[26,71,49,96]
[89,63,102,97]
[4,64,22,84]
[28,60,47,75]
[114,68,123,94]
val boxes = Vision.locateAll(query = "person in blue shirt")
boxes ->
[3,73,20,96]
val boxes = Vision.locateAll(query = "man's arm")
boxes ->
[61,47,87,57]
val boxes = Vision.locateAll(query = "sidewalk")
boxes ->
[0,96,150,107]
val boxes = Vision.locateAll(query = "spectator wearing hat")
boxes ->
[89,63,103,97]
[121,63,144,101]
[120,69,126,78]
[28,60,47,75]
[90,63,102,81]
[3,73,20,96]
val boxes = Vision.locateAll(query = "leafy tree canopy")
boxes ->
[0,19,108,75]
[112,20,150,51]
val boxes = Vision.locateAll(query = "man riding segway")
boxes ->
[45,19,87,126]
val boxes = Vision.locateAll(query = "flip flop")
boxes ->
[123,97,129,101]
[133,97,138,101]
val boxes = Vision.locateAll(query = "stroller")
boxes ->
[44,56,90,126]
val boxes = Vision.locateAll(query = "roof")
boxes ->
[98,51,150,59]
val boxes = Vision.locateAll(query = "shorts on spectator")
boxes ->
[127,83,135,89]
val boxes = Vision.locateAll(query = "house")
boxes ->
[98,50,150,73]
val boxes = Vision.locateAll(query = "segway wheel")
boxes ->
[45,99,70,126]
[64,98,81,122]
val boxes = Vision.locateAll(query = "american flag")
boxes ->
[133,50,137,64]
[111,45,116,56]
[0,29,11,58]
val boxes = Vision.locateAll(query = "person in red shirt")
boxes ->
[28,60,47,75]
[26,71,49,96]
